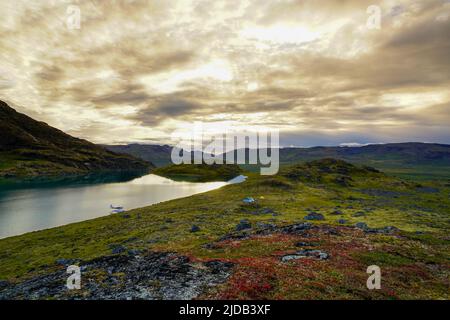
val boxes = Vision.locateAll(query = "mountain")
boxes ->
[0,100,153,179]
[220,143,449,180]
[104,144,173,167]
[279,143,450,165]
[278,143,450,180]
[104,142,450,180]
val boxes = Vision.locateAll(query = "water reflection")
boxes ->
[0,173,246,239]
[0,170,148,191]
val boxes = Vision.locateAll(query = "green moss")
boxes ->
[353,251,415,267]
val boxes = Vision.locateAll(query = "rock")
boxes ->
[416,187,439,193]
[281,249,329,262]
[367,226,400,234]
[204,260,234,274]
[281,255,303,262]
[355,222,368,230]
[55,258,78,266]
[124,237,138,243]
[218,232,249,242]
[109,244,126,254]
[121,214,131,219]
[330,210,343,215]
[0,280,10,290]
[127,249,142,256]
[236,219,252,231]
[303,250,329,260]
[190,225,200,233]
[256,222,277,230]
[0,252,234,300]
[202,243,220,250]
[354,223,399,234]
[337,219,347,224]
[380,226,399,234]
[55,259,69,266]
[260,208,274,215]
[324,228,341,235]
[304,212,325,221]
[281,223,312,234]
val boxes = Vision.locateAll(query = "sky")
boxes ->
[0,0,449,146]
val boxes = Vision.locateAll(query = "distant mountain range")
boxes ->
[2,98,448,181]
[104,142,450,180]
[104,144,173,167]
[0,100,153,179]
[278,143,450,180]
[279,143,450,164]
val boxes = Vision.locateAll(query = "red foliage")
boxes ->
[216,257,277,299]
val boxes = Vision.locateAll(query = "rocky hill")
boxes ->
[0,100,153,179]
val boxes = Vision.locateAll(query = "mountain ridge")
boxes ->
[105,142,450,180]
[0,100,154,179]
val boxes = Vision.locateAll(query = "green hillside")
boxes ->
[153,163,243,182]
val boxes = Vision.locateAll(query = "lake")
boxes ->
[0,173,246,239]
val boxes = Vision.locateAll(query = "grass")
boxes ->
[0,159,449,299]
[153,163,242,182]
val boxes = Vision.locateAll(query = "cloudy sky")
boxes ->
[0,0,449,146]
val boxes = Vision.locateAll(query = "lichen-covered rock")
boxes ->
[281,249,329,262]
[0,252,233,300]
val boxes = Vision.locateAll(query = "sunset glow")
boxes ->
[0,0,449,146]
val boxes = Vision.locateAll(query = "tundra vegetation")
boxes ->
[0,159,449,299]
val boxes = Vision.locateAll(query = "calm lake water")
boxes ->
[0,173,246,239]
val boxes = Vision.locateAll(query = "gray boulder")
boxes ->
[304,212,325,221]
[236,219,252,231]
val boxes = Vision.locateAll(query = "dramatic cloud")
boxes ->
[0,0,449,145]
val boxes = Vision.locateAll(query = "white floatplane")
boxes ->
[110,204,125,213]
